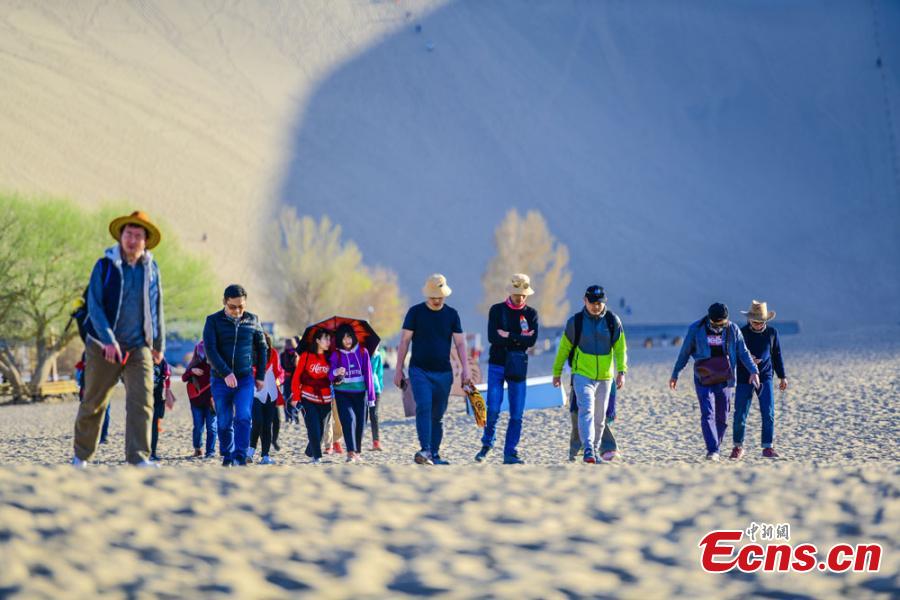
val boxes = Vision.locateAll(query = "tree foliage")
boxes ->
[481,209,572,326]
[273,207,404,339]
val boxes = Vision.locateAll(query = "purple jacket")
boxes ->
[329,346,376,405]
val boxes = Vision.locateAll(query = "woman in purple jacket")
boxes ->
[329,324,376,462]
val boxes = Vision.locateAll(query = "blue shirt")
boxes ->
[402,302,463,373]
[113,260,146,350]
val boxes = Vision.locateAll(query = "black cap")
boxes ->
[585,285,607,303]
[708,303,729,321]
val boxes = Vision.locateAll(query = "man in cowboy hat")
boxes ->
[730,300,788,460]
[72,210,168,467]
[474,274,539,464]
[394,274,471,465]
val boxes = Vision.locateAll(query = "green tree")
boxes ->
[480,209,572,326]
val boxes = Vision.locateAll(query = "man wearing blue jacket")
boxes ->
[202,284,268,466]
[73,211,167,467]
[669,303,760,461]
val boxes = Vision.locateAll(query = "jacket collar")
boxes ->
[105,244,153,267]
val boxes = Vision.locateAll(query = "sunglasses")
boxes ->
[226,303,245,311]
[709,319,728,327]
[749,319,766,325]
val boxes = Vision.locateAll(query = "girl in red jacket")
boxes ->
[291,328,334,463]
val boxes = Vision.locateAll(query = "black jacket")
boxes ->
[487,302,539,366]
[202,310,268,380]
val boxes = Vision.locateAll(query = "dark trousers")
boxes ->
[272,403,281,446]
[250,399,278,456]
[409,367,452,456]
[694,381,733,453]
[100,402,111,443]
[302,400,332,459]
[335,391,366,453]
[150,399,166,457]
[370,392,381,442]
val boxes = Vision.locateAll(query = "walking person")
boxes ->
[730,301,788,460]
[330,324,376,462]
[552,285,627,464]
[249,333,284,465]
[393,274,471,465]
[475,274,539,464]
[202,284,267,467]
[280,337,300,425]
[149,356,174,461]
[183,341,217,458]
[72,211,167,467]
[370,344,386,450]
[291,328,334,463]
[669,303,760,461]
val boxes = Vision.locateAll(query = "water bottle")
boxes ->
[519,314,529,334]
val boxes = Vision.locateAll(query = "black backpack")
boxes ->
[69,258,112,342]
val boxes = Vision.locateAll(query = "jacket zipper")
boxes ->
[231,316,241,373]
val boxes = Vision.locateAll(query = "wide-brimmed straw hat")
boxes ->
[422,274,452,298]
[740,300,776,322]
[109,210,162,249]
[506,273,535,296]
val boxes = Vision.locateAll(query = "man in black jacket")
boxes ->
[475,274,539,464]
[202,284,268,466]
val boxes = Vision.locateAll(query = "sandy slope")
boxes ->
[0,328,897,597]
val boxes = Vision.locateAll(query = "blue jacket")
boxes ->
[202,309,268,381]
[671,318,758,386]
[84,246,165,352]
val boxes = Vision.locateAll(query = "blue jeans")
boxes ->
[191,405,218,455]
[211,375,255,462]
[335,391,366,453]
[481,364,527,456]
[409,367,453,455]
[99,402,111,443]
[733,380,775,448]
[694,381,733,453]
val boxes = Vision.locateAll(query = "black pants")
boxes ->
[250,399,277,456]
[335,391,366,453]
[370,392,381,442]
[302,400,332,459]
[272,403,281,447]
[150,399,166,457]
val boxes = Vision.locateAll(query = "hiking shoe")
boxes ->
[260,455,275,465]
[372,440,383,451]
[583,448,597,464]
[706,452,720,461]
[474,446,491,462]
[222,458,233,467]
[431,455,450,465]
[333,442,344,454]
[193,448,203,458]
[729,446,744,460]
[414,450,434,465]
[762,448,780,458]
[600,450,617,462]
[71,456,88,468]
[503,453,525,465]
[272,441,280,452]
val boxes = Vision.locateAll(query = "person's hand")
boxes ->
[552,376,561,388]
[255,380,265,392]
[779,378,788,392]
[461,371,472,388]
[497,329,510,339]
[151,350,163,365]
[290,400,299,408]
[393,370,403,389]
[522,330,534,337]
[164,389,176,410]
[615,372,625,390]
[102,343,122,364]
[191,367,204,376]
[335,367,346,377]
[224,373,238,388]
[749,373,761,389]
[669,378,678,391]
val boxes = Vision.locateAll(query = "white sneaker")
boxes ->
[311,458,321,465]
[135,460,160,468]
[706,452,720,461]
[71,456,88,468]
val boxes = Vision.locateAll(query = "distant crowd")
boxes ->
[70,211,788,468]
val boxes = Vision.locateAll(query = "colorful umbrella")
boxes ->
[299,316,380,355]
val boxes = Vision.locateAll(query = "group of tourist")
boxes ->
[71,210,788,468]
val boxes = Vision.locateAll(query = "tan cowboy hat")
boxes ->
[506,273,535,296]
[422,273,452,298]
[740,300,776,322]
[109,210,162,249]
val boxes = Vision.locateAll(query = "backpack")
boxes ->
[567,310,619,412]
[70,257,112,342]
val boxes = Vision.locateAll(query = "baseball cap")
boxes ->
[585,285,607,303]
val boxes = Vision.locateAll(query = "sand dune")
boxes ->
[0,328,897,597]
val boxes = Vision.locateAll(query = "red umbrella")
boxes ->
[300,316,380,355]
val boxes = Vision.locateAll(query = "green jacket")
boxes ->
[552,309,627,380]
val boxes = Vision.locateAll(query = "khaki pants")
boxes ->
[321,401,343,448]
[74,343,154,464]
